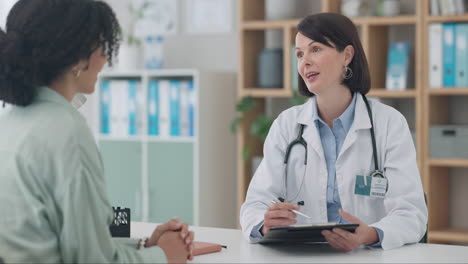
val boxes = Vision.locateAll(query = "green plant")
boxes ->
[231,91,307,161]
[124,1,152,46]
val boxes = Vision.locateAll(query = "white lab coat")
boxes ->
[240,95,428,250]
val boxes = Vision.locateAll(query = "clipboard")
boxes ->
[259,223,359,244]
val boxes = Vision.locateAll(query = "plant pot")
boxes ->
[258,48,283,88]
[117,44,141,70]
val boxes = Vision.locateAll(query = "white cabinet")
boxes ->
[81,69,237,228]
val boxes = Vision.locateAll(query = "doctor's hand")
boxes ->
[321,209,378,252]
[261,202,300,235]
[146,217,195,260]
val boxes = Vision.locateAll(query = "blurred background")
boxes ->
[1,0,468,246]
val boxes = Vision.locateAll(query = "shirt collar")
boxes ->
[311,92,357,133]
[36,86,76,110]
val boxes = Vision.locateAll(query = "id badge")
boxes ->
[370,177,387,198]
[354,175,387,198]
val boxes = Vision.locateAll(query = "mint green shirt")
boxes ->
[0,87,166,263]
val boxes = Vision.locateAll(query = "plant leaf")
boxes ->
[250,114,274,142]
[236,96,256,112]
[230,116,243,133]
[243,147,251,162]
[290,90,307,106]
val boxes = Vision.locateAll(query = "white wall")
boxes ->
[0,0,16,29]
[104,0,238,72]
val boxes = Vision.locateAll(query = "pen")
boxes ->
[270,200,311,219]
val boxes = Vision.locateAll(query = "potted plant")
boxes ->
[116,2,150,70]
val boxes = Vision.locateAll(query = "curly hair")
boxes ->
[0,0,122,106]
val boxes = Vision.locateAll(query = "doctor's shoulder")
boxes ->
[271,101,308,137]
[368,98,410,132]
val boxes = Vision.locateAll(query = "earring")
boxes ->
[72,69,81,78]
[343,65,353,80]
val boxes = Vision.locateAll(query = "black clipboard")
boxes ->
[259,223,359,244]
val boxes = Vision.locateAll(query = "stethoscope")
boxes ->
[278,93,385,206]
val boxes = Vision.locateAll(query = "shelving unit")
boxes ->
[89,69,238,228]
[237,0,468,244]
[421,1,468,244]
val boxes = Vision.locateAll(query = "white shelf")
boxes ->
[97,135,195,143]
[99,69,198,79]
[147,136,195,143]
[98,135,143,142]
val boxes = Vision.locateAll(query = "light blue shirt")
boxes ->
[312,93,356,224]
[251,93,383,246]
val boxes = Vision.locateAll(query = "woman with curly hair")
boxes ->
[0,0,193,263]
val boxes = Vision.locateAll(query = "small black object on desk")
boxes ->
[110,207,131,237]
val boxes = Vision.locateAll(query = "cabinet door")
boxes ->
[99,141,143,221]
[148,142,194,224]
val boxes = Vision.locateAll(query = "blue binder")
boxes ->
[443,23,456,87]
[386,42,410,90]
[148,80,159,136]
[128,80,137,135]
[169,80,180,136]
[100,80,111,134]
[188,81,195,137]
[455,23,468,87]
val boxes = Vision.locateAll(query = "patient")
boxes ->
[0,0,193,263]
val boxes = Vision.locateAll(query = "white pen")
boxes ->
[270,200,311,219]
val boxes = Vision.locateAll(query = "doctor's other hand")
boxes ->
[158,231,191,264]
[321,209,378,252]
[261,202,300,235]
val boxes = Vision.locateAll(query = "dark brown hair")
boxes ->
[296,13,370,97]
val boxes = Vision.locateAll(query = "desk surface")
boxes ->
[132,222,468,263]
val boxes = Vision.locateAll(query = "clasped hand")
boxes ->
[146,217,195,263]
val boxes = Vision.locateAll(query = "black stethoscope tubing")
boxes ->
[279,93,384,205]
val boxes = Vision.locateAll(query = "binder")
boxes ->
[455,23,468,87]
[429,23,443,88]
[386,42,410,90]
[109,81,119,136]
[188,81,196,137]
[169,80,181,136]
[443,23,456,87]
[116,81,129,137]
[179,80,191,137]
[148,80,159,135]
[128,80,137,135]
[158,80,170,137]
[100,80,111,134]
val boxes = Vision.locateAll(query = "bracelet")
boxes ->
[137,239,143,249]
[143,237,150,248]
[137,237,149,249]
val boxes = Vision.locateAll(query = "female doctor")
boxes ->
[240,13,427,251]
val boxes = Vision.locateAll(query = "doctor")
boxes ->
[240,13,427,251]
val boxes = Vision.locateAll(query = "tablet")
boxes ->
[259,223,359,244]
